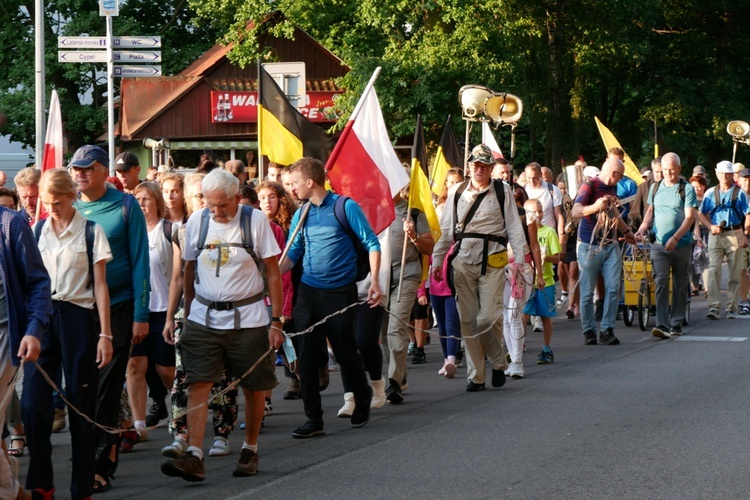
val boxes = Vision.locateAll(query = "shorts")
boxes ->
[522,284,557,318]
[562,233,578,264]
[180,319,277,391]
[410,297,429,320]
[130,311,176,367]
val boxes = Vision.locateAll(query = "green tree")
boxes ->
[0,0,220,153]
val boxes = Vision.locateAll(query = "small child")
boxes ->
[522,199,561,364]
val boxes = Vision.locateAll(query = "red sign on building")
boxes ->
[210,91,341,124]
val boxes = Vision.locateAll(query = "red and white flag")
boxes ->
[42,90,63,171]
[326,69,409,234]
[482,122,504,159]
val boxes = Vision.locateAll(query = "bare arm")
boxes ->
[183,260,196,320]
[367,251,382,307]
[93,260,112,368]
[263,255,284,350]
[163,240,183,345]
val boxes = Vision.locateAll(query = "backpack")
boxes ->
[34,218,97,289]
[651,179,686,205]
[195,204,265,286]
[710,185,743,223]
[331,196,371,282]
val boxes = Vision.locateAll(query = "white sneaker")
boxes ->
[161,438,187,458]
[508,362,525,379]
[371,379,386,409]
[135,426,148,442]
[532,316,543,332]
[328,350,340,372]
[208,436,230,456]
[337,392,355,418]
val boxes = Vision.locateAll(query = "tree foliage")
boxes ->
[0,0,220,152]
[189,0,750,171]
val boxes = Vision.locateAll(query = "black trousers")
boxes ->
[294,282,369,423]
[94,300,133,479]
[22,301,98,498]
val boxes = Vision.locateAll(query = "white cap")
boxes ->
[583,166,600,178]
[716,160,734,174]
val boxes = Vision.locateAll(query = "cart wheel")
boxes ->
[623,306,634,326]
[638,283,651,331]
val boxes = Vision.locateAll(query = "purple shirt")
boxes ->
[575,177,618,245]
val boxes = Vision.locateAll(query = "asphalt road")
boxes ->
[14,289,750,499]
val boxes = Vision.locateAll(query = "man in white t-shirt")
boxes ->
[524,162,565,236]
[161,169,284,481]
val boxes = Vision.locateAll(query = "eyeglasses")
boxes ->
[69,166,106,177]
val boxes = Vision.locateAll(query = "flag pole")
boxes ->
[396,184,413,302]
[279,202,311,267]
[257,59,265,182]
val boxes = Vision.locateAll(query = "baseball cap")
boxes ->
[157,165,170,174]
[716,160,734,174]
[69,145,109,169]
[692,165,707,176]
[583,166,600,178]
[114,152,140,171]
[734,162,746,173]
[739,168,750,178]
[468,144,494,165]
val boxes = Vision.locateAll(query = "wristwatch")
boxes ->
[271,316,283,323]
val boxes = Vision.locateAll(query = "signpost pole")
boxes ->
[35,0,45,170]
[106,15,115,174]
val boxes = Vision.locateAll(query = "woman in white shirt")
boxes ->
[23,168,113,499]
[125,182,174,442]
[161,172,188,225]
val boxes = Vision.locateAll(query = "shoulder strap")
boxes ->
[121,193,134,226]
[196,208,211,254]
[714,186,720,206]
[239,204,254,253]
[653,180,662,200]
[162,220,173,245]
[546,181,554,195]
[453,180,470,220]
[85,219,96,288]
[33,218,45,243]
[333,196,354,237]
[493,179,506,221]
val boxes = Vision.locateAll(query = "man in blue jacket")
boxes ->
[0,206,51,499]
[71,145,150,493]
[282,157,382,438]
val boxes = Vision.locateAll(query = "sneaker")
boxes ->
[565,309,575,320]
[556,292,568,308]
[508,362,525,379]
[135,426,149,442]
[583,330,597,345]
[233,448,259,477]
[444,361,457,379]
[146,399,169,427]
[727,310,738,319]
[291,420,325,439]
[208,436,230,457]
[411,349,426,364]
[536,349,555,364]
[598,328,620,345]
[385,379,404,404]
[161,450,205,482]
[652,325,672,340]
[491,369,506,388]
[119,429,139,453]
[466,382,486,392]
[407,342,415,356]
[264,398,273,417]
[532,316,543,332]
[740,302,750,315]
[161,438,187,459]
[51,408,66,433]
[670,325,683,336]
[327,351,340,372]
[707,309,720,319]
[283,378,301,400]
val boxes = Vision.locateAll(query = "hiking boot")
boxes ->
[291,420,325,439]
[161,451,205,482]
[146,398,168,427]
[466,382,486,392]
[706,309,719,319]
[161,438,187,459]
[283,378,301,400]
[411,349,426,364]
[598,328,620,345]
[583,330,598,345]
[385,379,403,404]
[652,325,672,340]
[727,310,738,319]
[233,448,259,477]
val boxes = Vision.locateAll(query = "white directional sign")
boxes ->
[58,51,162,63]
[113,65,162,77]
[58,36,161,48]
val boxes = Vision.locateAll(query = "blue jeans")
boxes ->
[578,242,622,333]
[430,294,461,358]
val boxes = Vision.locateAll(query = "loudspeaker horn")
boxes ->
[485,93,524,125]
[458,85,492,120]
[727,120,750,138]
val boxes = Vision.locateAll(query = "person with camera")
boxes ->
[635,153,697,338]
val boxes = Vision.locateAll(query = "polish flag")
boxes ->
[482,122,504,159]
[326,68,409,234]
[42,90,63,171]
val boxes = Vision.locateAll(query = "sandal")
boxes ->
[7,434,25,457]
[93,475,112,494]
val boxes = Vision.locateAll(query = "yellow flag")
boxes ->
[594,116,644,185]
[410,116,441,281]
[431,116,462,197]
